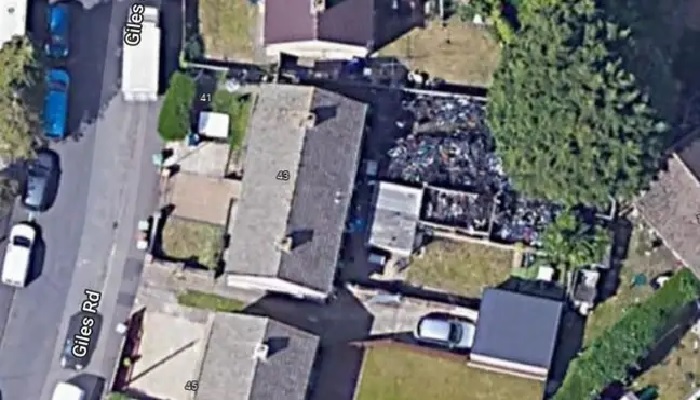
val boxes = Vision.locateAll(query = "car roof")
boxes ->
[417,318,451,341]
[10,223,36,239]
[25,173,48,208]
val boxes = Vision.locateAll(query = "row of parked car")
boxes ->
[0,4,70,289]
[43,3,71,140]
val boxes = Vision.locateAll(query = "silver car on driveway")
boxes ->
[413,315,476,349]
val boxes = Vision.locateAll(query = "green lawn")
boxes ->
[198,0,256,61]
[176,289,246,312]
[379,18,501,87]
[161,218,224,269]
[212,91,252,150]
[406,240,513,297]
[356,346,544,400]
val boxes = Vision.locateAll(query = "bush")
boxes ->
[158,72,196,142]
[553,268,700,400]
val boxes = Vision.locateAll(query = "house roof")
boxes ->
[226,84,367,292]
[367,181,423,257]
[471,289,563,370]
[196,313,320,400]
[264,0,375,47]
[0,0,27,44]
[636,150,700,271]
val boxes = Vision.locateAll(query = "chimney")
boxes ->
[253,343,269,361]
[311,0,325,14]
[278,235,293,253]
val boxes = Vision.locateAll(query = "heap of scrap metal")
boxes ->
[387,94,563,246]
[492,195,562,245]
[422,188,493,233]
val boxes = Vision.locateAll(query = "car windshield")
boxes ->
[448,323,461,343]
[12,236,31,248]
[49,80,67,91]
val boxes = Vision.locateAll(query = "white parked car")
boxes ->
[413,315,476,349]
[1,222,36,288]
[51,381,85,400]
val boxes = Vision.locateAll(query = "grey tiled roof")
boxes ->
[471,289,563,370]
[368,181,423,256]
[196,313,320,400]
[636,152,700,271]
[227,85,367,293]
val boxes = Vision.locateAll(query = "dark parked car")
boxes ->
[60,312,102,371]
[22,149,60,212]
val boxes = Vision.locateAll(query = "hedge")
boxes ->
[553,268,700,400]
[158,72,196,142]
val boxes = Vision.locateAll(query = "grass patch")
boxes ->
[356,346,543,400]
[406,240,513,297]
[161,218,223,269]
[199,0,256,61]
[633,330,700,399]
[378,18,501,87]
[177,289,246,312]
[212,91,252,149]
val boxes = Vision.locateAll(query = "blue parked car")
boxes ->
[43,69,70,139]
[45,3,70,58]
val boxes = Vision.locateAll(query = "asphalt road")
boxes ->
[0,0,163,398]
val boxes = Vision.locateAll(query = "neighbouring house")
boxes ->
[635,137,700,274]
[264,0,424,60]
[367,181,423,257]
[225,84,367,301]
[469,288,564,381]
[195,313,320,400]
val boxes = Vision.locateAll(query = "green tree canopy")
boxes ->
[158,72,196,142]
[538,209,610,271]
[0,36,38,161]
[486,0,667,207]
[0,37,40,208]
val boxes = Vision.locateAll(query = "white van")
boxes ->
[51,382,85,400]
[1,222,36,288]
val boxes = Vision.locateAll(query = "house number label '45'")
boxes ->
[185,380,199,391]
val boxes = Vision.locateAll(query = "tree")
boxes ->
[0,36,38,161]
[0,37,40,208]
[538,209,610,275]
[486,0,667,207]
[158,72,196,142]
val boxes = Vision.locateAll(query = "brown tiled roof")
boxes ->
[265,0,375,46]
[636,153,700,271]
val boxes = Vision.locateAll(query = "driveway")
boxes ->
[0,0,164,399]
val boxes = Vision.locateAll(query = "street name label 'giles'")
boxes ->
[123,3,146,46]
[71,289,102,359]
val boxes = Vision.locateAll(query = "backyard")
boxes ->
[405,240,513,297]
[356,346,543,400]
[160,217,224,269]
[198,0,257,61]
[582,220,699,399]
[583,223,679,343]
[379,17,501,87]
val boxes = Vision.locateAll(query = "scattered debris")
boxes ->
[387,94,562,245]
